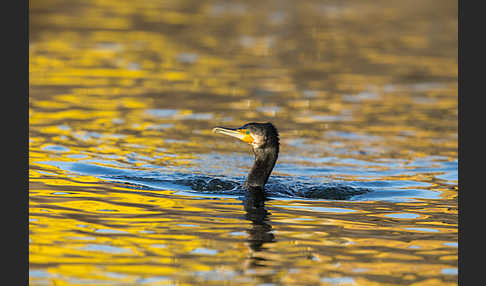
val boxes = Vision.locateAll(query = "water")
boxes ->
[30,0,457,285]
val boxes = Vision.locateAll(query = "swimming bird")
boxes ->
[212,122,279,189]
[212,122,369,199]
[213,123,277,251]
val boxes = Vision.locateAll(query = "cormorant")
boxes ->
[213,123,278,261]
[212,122,279,189]
[213,122,369,199]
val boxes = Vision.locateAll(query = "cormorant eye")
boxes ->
[246,131,250,135]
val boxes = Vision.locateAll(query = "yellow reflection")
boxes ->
[30,0,457,284]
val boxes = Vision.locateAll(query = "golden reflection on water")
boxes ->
[30,0,457,285]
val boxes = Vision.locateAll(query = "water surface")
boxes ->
[30,0,457,285]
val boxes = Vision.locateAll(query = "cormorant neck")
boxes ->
[244,145,278,189]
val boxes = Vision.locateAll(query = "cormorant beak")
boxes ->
[212,127,254,144]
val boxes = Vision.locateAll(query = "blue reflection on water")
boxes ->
[35,146,456,203]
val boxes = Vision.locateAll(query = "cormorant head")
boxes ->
[212,122,279,151]
[213,122,279,188]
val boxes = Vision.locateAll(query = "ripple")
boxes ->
[443,242,458,247]
[146,109,213,120]
[30,269,53,278]
[321,276,355,285]
[41,145,70,152]
[193,270,237,281]
[36,158,430,201]
[403,227,439,233]
[79,244,132,254]
[37,160,134,176]
[35,151,447,203]
[441,268,458,275]
[145,109,178,118]
[137,276,170,284]
[176,224,200,228]
[274,205,357,214]
[190,248,218,255]
[384,213,421,219]
[95,228,129,234]
[229,231,249,237]
[177,53,198,64]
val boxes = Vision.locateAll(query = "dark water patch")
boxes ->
[38,160,371,200]
[358,188,440,202]
[180,176,371,200]
[273,205,357,214]
[38,161,135,176]
[106,173,371,200]
[34,159,449,202]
